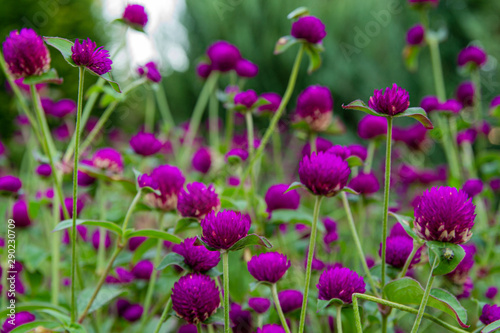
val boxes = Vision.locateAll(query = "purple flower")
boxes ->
[298,152,351,197]
[62,225,88,244]
[247,252,291,283]
[179,325,197,333]
[207,41,241,72]
[436,99,463,114]
[137,61,161,83]
[257,324,286,333]
[78,159,96,187]
[177,182,220,219]
[71,38,112,75]
[357,115,387,139]
[390,222,412,239]
[234,89,258,109]
[196,62,212,79]
[248,297,271,314]
[132,260,154,280]
[291,16,327,44]
[480,304,500,325]
[301,137,333,157]
[294,85,333,132]
[128,236,147,251]
[200,210,251,250]
[490,178,500,192]
[325,145,351,160]
[458,45,487,68]
[130,132,162,156]
[486,287,498,300]
[235,59,258,78]
[348,144,367,161]
[462,179,483,198]
[0,175,22,193]
[369,84,410,116]
[446,243,476,284]
[230,303,253,333]
[278,289,303,313]
[456,81,475,107]
[11,200,31,228]
[323,217,339,245]
[122,4,148,28]
[137,174,159,190]
[393,123,428,150]
[380,236,421,269]
[46,99,77,118]
[414,186,476,244]
[173,237,221,272]
[1,311,35,333]
[35,164,52,178]
[265,184,300,215]
[92,230,111,250]
[316,267,366,304]
[93,148,123,173]
[192,147,212,174]
[60,197,84,219]
[53,123,71,141]
[146,165,185,211]
[406,24,425,45]
[457,128,477,145]
[3,29,51,78]
[171,273,220,324]
[490,96,500,109]
[349,172,380,195]
[258,93,282,114]
[456,277,473,299]
[420,95,440,113]
[225,148,249,162]
[122,304,143,322]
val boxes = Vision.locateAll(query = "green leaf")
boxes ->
[249,281,271,292]
[342,187,360,195]
[175,217,200,233]
[393,107,434,129]
[274,36,300,55]
[23,69,63,85]
[269,209,312,226]
[490,105,500,118]
[228,234,272,252]
[219,197,247,211]
[317,298,344,312]
[203,307,224,324]
[28,201,41,220]
[287,7,310,19]
[346,155,363,168]
[206,267,223,277]
[77,286,126,315]
[43,36,77,67]
[482,319,500,333]
[40,309,71,325]
[54,219,122,236]
[67,323,88,333]
[0,301,69,318]
[9,321,62,333]
[384,277,469,328]
[341,100,381,116]
[125,229,182,244]
[157,252,185,271]
[131,238,156,264]
[195,236,218,251]
[98,72,121,93]
[113,18,146,33]
[388,212,421,242]
[305,44,322,74]
[285,181,304,193]
[427,241,466,276]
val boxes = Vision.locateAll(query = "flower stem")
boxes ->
[97,182,107,274]
[271,283,291,333]
[224,108,235,153]
[410,257,438,333]
[209,91,220,153]
[51,185,62,305]
[298,195,323,333]
[272,129,284,181]
[223,251,230,333]
[398,241,422,279]
[145,86,155,132]
[363,140,376,173]
[471,69,483,124]
[153,298,172,333]
[381,117,393,289]
[336,306,343,333]
[245,112,257,221]
[340,192,379,296]
[197,322,202,333]
[155,85,175,133]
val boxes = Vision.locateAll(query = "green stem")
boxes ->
[381,117,393,288]
[461,142,477,178]
[97,182,107,274]
[224,108,235,152]
[437,115,461,182]
[471,69,483,124]
[336,306,343,333]
[155,85,175,130]
[340,192,379,295]
[245,112,256,221]
[410,257,438,333]
[209,91,220,153]
[145,87,155,132]
[197,322,202,333]
[298,195,323,333]
[223,251,230,333]
[399,241,422,279]
[272,129,284,181]
[271,284,291,333]
[309,132,317,154]
[51,187,62,305]
[153,298,173,333]
[363,140,376,173]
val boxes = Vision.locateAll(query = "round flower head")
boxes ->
[298,152,351,197]
[358,115,387,139]
[128,236,147,251]
[93,148,123,173]
[257,325,287,333]
[234,89,258,110]
[130,131,162,156]
[390,222,412,239]
[196,62,212,79]
[480,304,500,325]
[106,267,134,284]
[486,287,498,300]
[132,260,154,280]
[206,41,241,72]
[349,172,380,195]
[278,289,303,313]
[36,164,52,177]
[0,175,22,193]
[478,121,491,136]
[436,99,463,114]
[490,178,500,193]
[458,45,487,68]
[192,147,212,174]
[137,61,161,83]
[325,145,351,160]
[291,16,327,44]
[323,217,339,245]
[301,137,333,157]
[3,28,51,78]
[1,311,35,333]
[71,38,112,75]
[78,160,96,187]
[147,164,185,211]
[200,210,251,250]
[53,123,71,141]
[122,4,148,28]
[446,243,476,284]
[406,24,425,45]
[122,304,143,322]
[258,92,281,114]
[248,297,271,314]
[457,128,477,146]
[369,84,410,116]
[137,174,159,190]
[173,237,221,272]
[462,179,483,198]
[230,303,253,333]
[171,273,220,324]
[420,95,439,113]
[456,81,475,107]
[235,59,258,78]
[11,199,31,228]
[393,123,428,150]
[60,197,84,219]
[92,229,111,250]
[414,186,476,244]
[247,252,291,283]
[62,225,88,245]
[265,184,300,215]
[316,267,366,304]
[225,148,249,162]
[177,182,220,219]
[380,236,421,269]
[47,99,76,118]
[348,144,368,161]
[294,85,333,132]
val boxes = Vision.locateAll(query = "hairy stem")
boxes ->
[271,283,291,333]
[410,257,438,333]
[381,117,393,288]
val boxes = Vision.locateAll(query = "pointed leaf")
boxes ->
[0,302,69,318]
[125,229,182,244]
[206,267,223,277]
[287,7,310,19]
[393,107,433,129]
[98,72,121,93]
[131,238,156,264]
[175,217,200,233]
[195,236,218,251]
[343,187,360,195]
[269,209,312,226]
[482,319,500,333]
[342,100,381,116]
[113,18,146,33]
[54,219,122,236]
[285,181,304,193]
[274,36,299,55]
[43,36,77,67]
[77,286,126,315]
[10,321,62,333]
[228,234,272,252]
[388,212,421,243]
[346,155,363,168]
[427,241,466,276]
[305,44,322,74]
[157,252,185,271]
[317,298,344,312]
[203,307,224,324]
[23,69,63,85]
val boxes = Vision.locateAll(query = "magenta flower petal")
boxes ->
[71,38,112,75]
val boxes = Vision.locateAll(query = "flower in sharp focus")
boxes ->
[406,24,425,45]
[278,289,303,313]
[349,172,380,195]
[137,61,161,83]
[0,175,22,193]
[11,199,31,228]
[294,85,333,132]
[247,252,291,283]
[462,179,483,198]
[131,260,154,280]
[206,41,241,72]
[200,210,251,250]
[177,182,220,219]
[3,28,51,79]
[130,131,162,156]
[368,84,410,116]
[380,236,421,269]
[298,152,351,197]
[248,297,271,314]
[257,324,287,333]
[1,311,35,333]
[290,16,327,44]
[480,304,500,325]
[413,186,476,244]
[173,237,221,272]
[192,147,212,174]
[316,267,366,304]
[446,243,476,285]
[137,174,159,190]
[235,59,258,78]
[357,115,387,139]
[456,81,475,107]
[171,273,220,324]
[458,45,487,68]
[264,184,300,215]
[146,165,185,211]
[122,4,148,28]
[92,148,124,173]
[71,38,112,75]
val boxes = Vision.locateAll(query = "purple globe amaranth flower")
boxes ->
[291,16,327,44]
[173,237,221,272]
[265,184,300,215]
[235,59,258,78]
[420,95,440,113]
[177,182,220,219]
[36,164,52,177]
[0,175,22,193]
[122,304,143,322]
[323,217,339,245]
[71,38,112,75]
[247,252,291,283]
[349,172,380,195]
[130,132,162,156]
[486,287,498,300]
[478,120,491,136]
[393,123,428,150]
[196,62,212,79]
[192,147,212,174]
[490,178,500,192]
[1,311,35,333]
[369,84,410,116]
[456,81,475,107]
[380,236,421,269]
[226,148,249,162]
[298,152,351,197]
[116,298,131,316]
[257,325,287,333]
[306,254,326,271]
[462,179,483,198]
[446,243,476,284]
[179,325,197,333]
[437,99,463,114]
[200,210,251,250]
[128,236,147,251]
[294,85,333,132]
[258,92,281,114]
[458,45,487,68]
[171,273,220,324]
[278,289,303,313]
[358,115,387,139]
[230,303,253,333]
[348,144,368,161]
[46,99,77,118]
[414,186,476,244]
[301,137,333,157]
[146,164,185,211]
[398,164,420,184]
[137,174,159,190]
[325,145,351,160]
[234,89,258,110]
[317,267,366,304]
[93,148,123,173]
[53,123,71,141]
[60,197,84,219]
[132,260,154,280]
[490,96,500,110]
[78,159,96,187]
[11,199,31,228]
[137,61,161,83]
[106,267,134,284]
[92,229,111,250]
[480,304,500,325]
[206,41,241,72]
[457,128,477,145]
[122,4,148,28]
[406,24,425,45]
[248,297,271,314]
[390,222,412,239]
[457,277,474,299]
[3,29,51,79]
